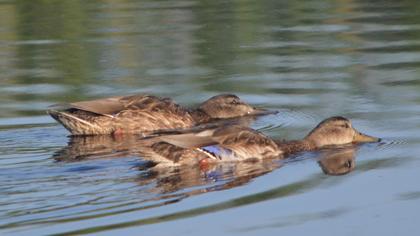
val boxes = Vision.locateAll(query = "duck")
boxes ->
[47,94,274,136]
[142,116,380,166]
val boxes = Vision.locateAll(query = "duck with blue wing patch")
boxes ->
[140,116,380,167]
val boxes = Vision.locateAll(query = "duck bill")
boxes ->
[353,132,380,143]
[249,108,278,116]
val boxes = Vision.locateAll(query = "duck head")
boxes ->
[199,94,275,119]
[304,116,380,148]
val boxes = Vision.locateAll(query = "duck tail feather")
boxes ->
[47,109,100,135]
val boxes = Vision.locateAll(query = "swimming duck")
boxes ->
[47,94,273,136]
[144,116,380,166]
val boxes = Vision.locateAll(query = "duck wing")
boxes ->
[157,129,218,148]
[157,125,282,160]
[50,95,177,116]
[68,96,127,115]
[212,126,282,159]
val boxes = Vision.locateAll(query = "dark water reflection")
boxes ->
[1,0,420,235]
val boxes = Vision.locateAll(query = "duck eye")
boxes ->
[341,123,350,129]
[230,100,240,105]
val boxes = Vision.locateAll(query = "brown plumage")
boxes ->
[147,116,379,165]
[47,94,274,136]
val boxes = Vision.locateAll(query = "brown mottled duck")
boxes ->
[47,94,274,136]
[142,116,380,166]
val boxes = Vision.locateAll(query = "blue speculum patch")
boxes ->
[200,145,234,160]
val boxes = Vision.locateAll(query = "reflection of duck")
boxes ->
[47,94,273,136]
[53,135,146,161]
[136,160,281,194]
[147,116,379,166]
[317,147,356,176]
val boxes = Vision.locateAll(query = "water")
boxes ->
[0,0,419,235]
